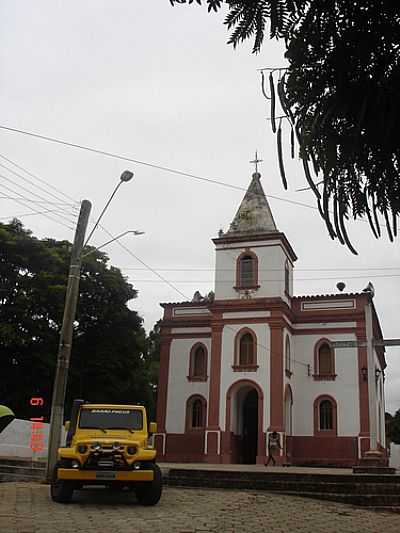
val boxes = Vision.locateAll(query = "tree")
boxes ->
[0,220,153,420]
[389,409,400,445]
[170,1,400,252]
[144,320,161,420]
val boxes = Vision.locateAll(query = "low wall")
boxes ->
[286,436,358,467]
[0,419,66,459]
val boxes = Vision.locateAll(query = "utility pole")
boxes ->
[46,199,92,481]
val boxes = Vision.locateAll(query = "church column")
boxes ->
[155,329,172,461]
[356,319,370,460]
[205,321,223,463]
[269,319,285,464]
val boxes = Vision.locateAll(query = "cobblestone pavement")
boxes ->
[0,482,399,533]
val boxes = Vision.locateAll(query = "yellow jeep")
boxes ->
[50,400,161,505]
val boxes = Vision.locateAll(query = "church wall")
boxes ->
[218,322,270,432]
[165,337,210,434]
[374,348,386,447]
[214,241,290,303]
[291,332,360,436]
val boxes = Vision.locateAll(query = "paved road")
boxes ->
[0,482,398,533]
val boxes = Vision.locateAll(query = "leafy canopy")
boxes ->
[170,1,400,251]
[0,220,155,420]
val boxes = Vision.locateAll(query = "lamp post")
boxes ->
[45,171,133,481]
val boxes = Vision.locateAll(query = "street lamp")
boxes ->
[84,170,134,247]
[82,230,144,258]
[46,171,134,481]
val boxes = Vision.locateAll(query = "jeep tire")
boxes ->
[50,462,74,503]
[135,464,162,506]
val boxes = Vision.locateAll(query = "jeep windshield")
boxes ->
[78,408,143,431]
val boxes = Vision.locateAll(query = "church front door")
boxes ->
[241,389,258,464]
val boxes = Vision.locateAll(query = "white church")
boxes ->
[155,169,387,466]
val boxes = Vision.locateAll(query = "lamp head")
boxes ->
[120,170,134,182]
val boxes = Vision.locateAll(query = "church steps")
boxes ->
[164,468,400,510]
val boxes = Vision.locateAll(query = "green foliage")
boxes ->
[144,321,161,420]
[170,1,400,250]
[0,220,155,421]
[389,409,400,445]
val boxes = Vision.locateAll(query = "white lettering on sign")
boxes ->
[90,409,131,414]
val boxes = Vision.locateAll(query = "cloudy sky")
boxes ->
[1,1,399,413]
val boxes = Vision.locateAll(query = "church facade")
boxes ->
[155,170,387,466]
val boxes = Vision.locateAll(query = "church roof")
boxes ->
[225,171,278,236]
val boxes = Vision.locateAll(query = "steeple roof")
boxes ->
[225,171,278,236]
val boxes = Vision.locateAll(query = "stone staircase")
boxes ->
[164,468,400,512]
[0,458,45,482]
[2,458,399,512]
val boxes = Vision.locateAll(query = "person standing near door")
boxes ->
[265,431,281,466]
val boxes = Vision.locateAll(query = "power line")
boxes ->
[0,163,77,224]
[0,209,65,221]
[119,266,400,273]
[0,195,76,206]
[0,155,389,378]
[0,182,74,230]
[0,124,344,214]
[97,224,188,300]
[116,274,400,283]
[0,152,77,203]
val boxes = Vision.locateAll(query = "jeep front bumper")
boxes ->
[57,468,154,482]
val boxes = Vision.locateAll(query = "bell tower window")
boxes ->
[236,251,259,290]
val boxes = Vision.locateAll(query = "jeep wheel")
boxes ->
[50,463,74,503]
[135,464,162,506]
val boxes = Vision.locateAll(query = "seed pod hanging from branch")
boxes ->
[383,206,394,242]
[260,70,270,100]
[338,195,358,255]
[372,197,381,237]
[290,125,295,159]
[277,118,287,190]
[392,211,398,237]
[322,179,336,240]
[333,195,345,245]
[270,72,276,133]
[364,189,379,239]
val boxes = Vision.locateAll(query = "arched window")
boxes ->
[314,339,336,380]
[319,400,333,430]
[192,399,203,428]
[240,333,254,366]
[285,336,292,377]
[314,395,337,436]
[188,343,208,381]
[284,385,293,435]
[236,251,258,289]
[233,329,258,371]
[193,347,205,376]
[285,260,290,295]
[185,395,207,431]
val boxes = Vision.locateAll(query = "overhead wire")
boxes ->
[0,209,66,221]
[0,163,78,224]
[0,195,76,206]
[105,274,400,282]
[0,152,77,203]
[0,153,395,369]
[0,123,370,217]
[118,266,400,272]
[0,181,74,230]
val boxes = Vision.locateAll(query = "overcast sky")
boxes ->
[1,1,399,413]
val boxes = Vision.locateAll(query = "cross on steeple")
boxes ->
[250,151,263,174]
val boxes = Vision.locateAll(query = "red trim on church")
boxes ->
[156,207,386,467]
